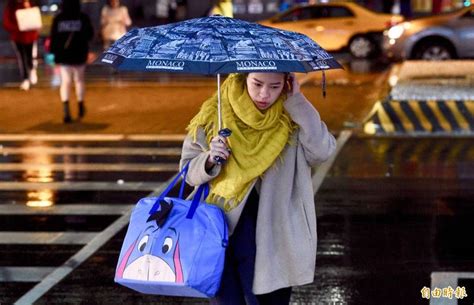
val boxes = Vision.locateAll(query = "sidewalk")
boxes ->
[0,62,217,135]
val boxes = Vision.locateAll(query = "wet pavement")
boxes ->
[1,57,474,305]
[1,135,473,305]
[0,55,391,134]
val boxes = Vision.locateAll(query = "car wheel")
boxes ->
[414,41,455,60]
[349,35,375,59]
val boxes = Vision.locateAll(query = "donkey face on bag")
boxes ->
[116,200,184,283]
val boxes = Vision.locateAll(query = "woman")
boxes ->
[50,0,93,123]
[100,0,132,50]
[2,0,40,91]
[180,72,336,305]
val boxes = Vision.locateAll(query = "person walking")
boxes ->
[180,72,336,305]
[100,0,132,50]
[50,0,94,123]
[2,0,40,91]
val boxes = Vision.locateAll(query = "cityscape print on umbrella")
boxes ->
[100,15,342,74]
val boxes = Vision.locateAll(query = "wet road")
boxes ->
[0,56,391,134]
[0,134,473,305]
[1,56,474,304]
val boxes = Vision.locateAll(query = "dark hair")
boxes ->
[61,0,81,16]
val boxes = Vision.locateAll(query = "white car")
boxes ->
[383,5,474,60]
[260,2,403,58]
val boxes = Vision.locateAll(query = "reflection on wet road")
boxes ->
[0,134,473,304]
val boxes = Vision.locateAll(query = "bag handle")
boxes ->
[149,162,210,217]
[149,162,189,215]
[186,183,209,219]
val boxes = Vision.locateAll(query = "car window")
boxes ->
[328,6,354,17]
[278,7,314,22]
[276,5,354,22]
[312,6,355,18]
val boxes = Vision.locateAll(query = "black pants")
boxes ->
[13,42,33,80]
[210,189,292,305]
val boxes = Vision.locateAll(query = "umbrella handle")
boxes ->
[213,128,232,165]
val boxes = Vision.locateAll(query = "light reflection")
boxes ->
[23,143,55,208]
[27,190,54,208]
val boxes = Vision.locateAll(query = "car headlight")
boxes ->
[387,24,405,40]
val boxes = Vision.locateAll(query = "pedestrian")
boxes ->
[2,0,41,91]
[155,0,177,24]
[101,0,132,50]
[180,72,336,305]
[50,0,94,123]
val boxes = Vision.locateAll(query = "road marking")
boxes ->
[0,134,185,142]
[0,163,178,172]
[0,267,56,282]
[0,182,164,191]
[0,204,133,215]
[13,174,179,305]
[312,130,351,193]
[0,232,96,245]
[0,146,182,156]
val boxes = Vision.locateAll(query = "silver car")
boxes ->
[383,5,474,60]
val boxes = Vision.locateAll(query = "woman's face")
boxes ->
[246,73,285,111]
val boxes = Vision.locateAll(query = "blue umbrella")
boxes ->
[98,15,342,140]
[98,15,342,74]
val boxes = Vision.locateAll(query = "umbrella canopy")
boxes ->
[98,15,342,74]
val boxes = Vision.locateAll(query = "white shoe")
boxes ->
[20,80,30,91]
[29,69,38,85]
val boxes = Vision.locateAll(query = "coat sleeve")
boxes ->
[179,128,222,186]
[49,17,59,55]
[283,93,336,167]
[83,14,94,41]
[2,5,17,33]
[122,7,132,27]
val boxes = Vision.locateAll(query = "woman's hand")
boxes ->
[287,73,301,97]
[206,135,231,169]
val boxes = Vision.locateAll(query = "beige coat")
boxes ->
[180,92,336,294]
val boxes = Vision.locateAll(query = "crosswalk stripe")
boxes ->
[0,146,182,156]
[0,204,133,215]
[0,232,96,244]
[0,267,56,282]
[0,134,186,141]
[0,163,178,172]
[0,181,162,191]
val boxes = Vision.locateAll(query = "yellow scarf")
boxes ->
[187,74,295,211]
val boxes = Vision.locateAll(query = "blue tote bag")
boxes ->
[115,163,228,298]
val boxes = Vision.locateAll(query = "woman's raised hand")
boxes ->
[287,72,301,97]
[207,135,231,166]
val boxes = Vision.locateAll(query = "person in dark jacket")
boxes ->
[50,0,94,123]
[2,0,40,91]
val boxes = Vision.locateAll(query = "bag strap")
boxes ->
[149,161,211,218]
[149,162,189,215]
[186,183,209,219]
